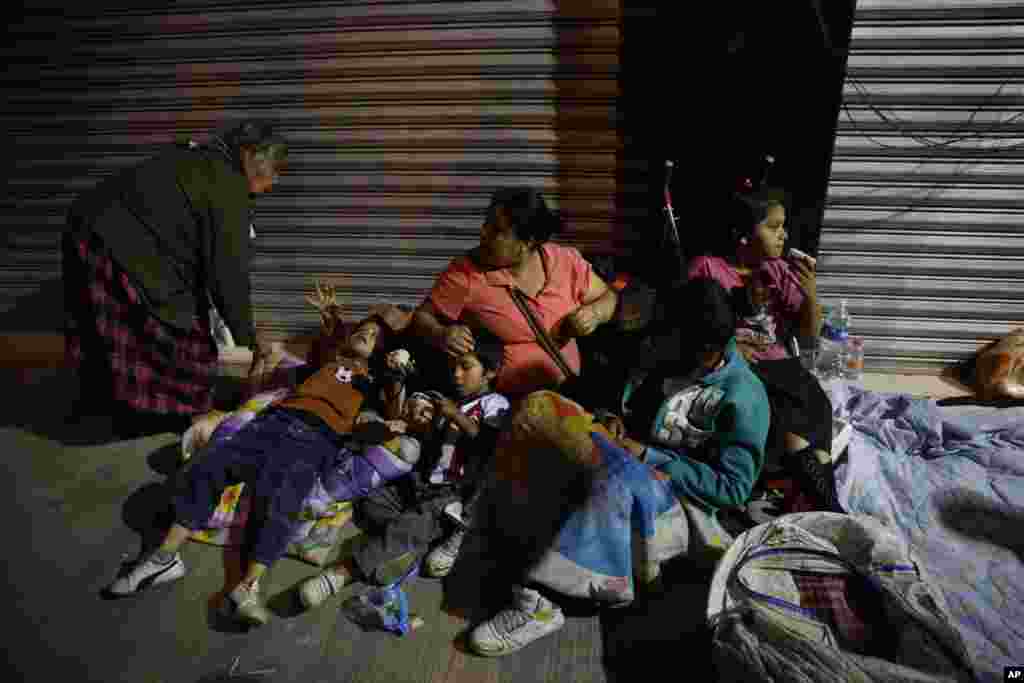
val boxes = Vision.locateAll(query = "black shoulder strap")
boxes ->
[506,286,577,380]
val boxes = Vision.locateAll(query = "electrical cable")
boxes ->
[828,76,1024,225]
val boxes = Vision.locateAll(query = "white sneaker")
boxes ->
[107,552,186,596]
[469,586,566,657]
[425,528,466,578]
[298,568,350,610]
[228,578,272,627]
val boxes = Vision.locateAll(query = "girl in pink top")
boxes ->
[687,195,820,362]
[412,188,618,400]
[687,187,842,514]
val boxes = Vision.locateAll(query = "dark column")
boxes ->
[725,1,858,257]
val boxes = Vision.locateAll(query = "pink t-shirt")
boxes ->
[687,255,804,361]
[428,243,593,397]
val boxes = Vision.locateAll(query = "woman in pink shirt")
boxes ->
[411,188,618,401]
[687,187,842,514]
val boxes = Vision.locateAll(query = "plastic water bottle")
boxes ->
[819,300,851,379]
[832,300,851,377]
[833,299,851,342]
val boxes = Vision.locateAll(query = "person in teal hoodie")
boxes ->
[609,275,771,513]
[466,276,771,658]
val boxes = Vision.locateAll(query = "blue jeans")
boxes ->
[172,407,342,566]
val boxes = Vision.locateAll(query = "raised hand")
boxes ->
[306,279,344,336]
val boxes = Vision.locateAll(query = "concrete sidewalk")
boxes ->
[0,366,699,683]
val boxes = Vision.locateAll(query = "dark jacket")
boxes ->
[66,144,255,347]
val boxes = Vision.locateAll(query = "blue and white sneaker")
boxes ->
[107,552,186,596]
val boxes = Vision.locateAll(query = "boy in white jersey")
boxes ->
[297,327,509,606]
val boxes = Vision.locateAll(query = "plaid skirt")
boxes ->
[63,231,218,416]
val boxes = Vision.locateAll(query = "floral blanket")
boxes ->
[183,353,352,567]
[484,390,732,605]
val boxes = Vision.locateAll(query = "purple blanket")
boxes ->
[827,380,1024,683]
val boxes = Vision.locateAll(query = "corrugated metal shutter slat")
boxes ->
[2,1,630,344]
[821,0,1024,373]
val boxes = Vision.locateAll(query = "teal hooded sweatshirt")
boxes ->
[637,338,770,514]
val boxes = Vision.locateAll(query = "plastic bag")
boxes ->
[340,564,422,636]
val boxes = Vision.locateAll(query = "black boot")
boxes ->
[790,447,845,514]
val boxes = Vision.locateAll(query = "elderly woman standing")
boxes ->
[412,187,618,401]
[62,120,287,435]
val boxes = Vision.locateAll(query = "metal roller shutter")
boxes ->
[3,0,632,346]
[819,0,1024,374]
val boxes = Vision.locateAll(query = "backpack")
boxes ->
[707,512,976,683]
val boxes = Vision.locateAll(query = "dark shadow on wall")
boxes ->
[553,1,682,286]
[724,1,856,259]
[0,210,66,334]
[0,276,64,333]
[616,4,684,289]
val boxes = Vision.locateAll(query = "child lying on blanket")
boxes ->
[184,303,420,567]
[189,385,437,568]
[181,345,417,465]
[104,311,414,627]
[296,327,510,609]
